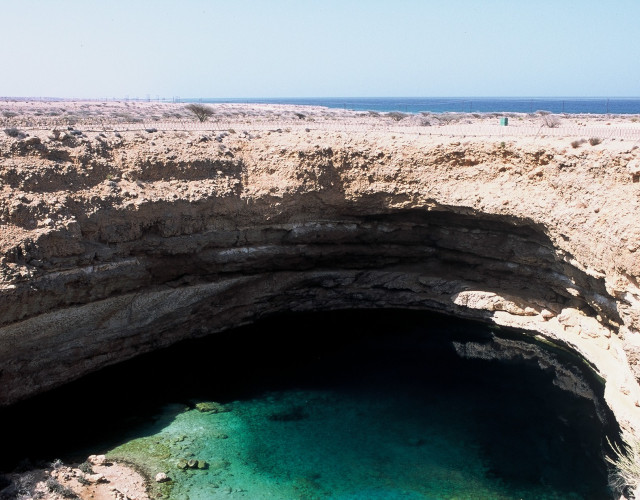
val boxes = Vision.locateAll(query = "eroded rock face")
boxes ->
[1,126,640,440]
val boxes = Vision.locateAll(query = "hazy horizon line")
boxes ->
[3,95,640,101]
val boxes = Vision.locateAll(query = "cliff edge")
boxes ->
[2,103,640,456]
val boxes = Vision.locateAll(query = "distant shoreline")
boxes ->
[2,97,640,115]
[1,101,639,143]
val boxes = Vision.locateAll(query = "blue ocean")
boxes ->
[192,97,640,114]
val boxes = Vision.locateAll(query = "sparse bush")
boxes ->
[11,471,39,497]
[589,137,602,146]
[541,115,561,128]
[45,478,78,498]
[387,111,407,122]
[78,461,94,475]
[185,103,214,122]
[535,110,552,116]
[607,431,640,497]
[438,114,459,124]
[4,127,25,138]
[571,139,586,148]
[77,474,90,486]
[294,112,306,120]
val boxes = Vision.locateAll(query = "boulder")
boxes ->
[195,401,230,413]
[87,454,107,466]
[86,473,107,484]
[155,472,170,483]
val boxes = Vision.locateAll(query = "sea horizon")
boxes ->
[3,95,640,114]
[190,96,640,115]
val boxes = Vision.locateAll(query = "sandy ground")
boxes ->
[1,99,640,145]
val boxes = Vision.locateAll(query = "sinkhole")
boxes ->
[0,309,618,499]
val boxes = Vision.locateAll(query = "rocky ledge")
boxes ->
[2,110,640,456]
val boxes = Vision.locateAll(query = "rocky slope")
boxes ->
[2,114,640,449]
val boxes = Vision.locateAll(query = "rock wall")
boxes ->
[2,127,640,439]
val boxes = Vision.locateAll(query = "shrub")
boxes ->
[2,111,18,118]
[387,111,407,122]
[589,137,602,146]
[50,458,64,470]
[607,431,640,496]
[45,478,78,498]
[438,114,459,124]
[571,139,586,148]
[77,474,90,486]
[185,103,214,122]
[78,461,94,474]
[541,115,560,128]
[4,127,25,138]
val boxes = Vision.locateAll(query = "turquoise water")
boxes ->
[103,311,611,500]
[0,310,613,499]
[112,386,596,500]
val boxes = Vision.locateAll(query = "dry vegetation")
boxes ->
[607,432,640,497]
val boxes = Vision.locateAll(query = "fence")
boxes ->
[6,118,640,142]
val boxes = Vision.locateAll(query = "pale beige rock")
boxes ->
[88,454,107,466]
[86,472,107,483]
[154,472,169,483]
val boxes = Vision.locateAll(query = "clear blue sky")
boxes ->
[1,0,638,98]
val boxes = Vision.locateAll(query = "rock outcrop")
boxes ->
[2,122,640,444]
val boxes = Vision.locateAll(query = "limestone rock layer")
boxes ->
[1,127,640,436]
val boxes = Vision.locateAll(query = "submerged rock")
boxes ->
[208,459,230,471]
[268,405,309,422]
[194,401,230,414]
